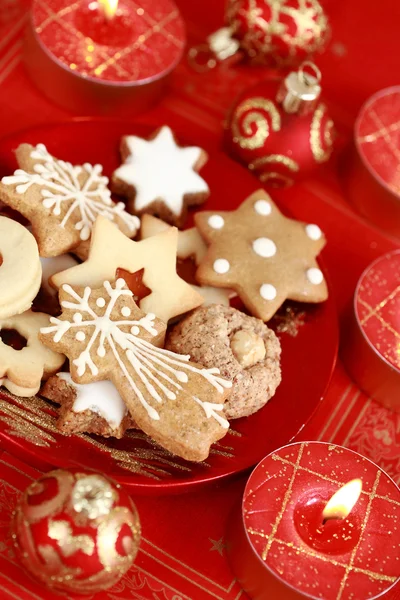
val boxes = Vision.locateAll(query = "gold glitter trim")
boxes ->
[0,391,238,480]
[310,103,334,163]
[247,528,397,584]
[261,443,304,560]
[48,519,95,557]
[336,471,381,600]
[270,452,400,507]
[250,154,299,172]
[231,98,281,150]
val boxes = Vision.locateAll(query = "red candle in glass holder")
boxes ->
[24,0,186,114]
[227,442,400,600]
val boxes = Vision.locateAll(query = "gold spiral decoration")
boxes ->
[310,103,335,163]
[249,154,299,187]
[231,98,281,150]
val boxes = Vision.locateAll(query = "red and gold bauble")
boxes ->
[226,64,335,187]
[226,0,329,66]
[12,469,141,594]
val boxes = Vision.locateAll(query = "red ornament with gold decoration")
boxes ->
[226,63,335,187]
[226,0,329,66]
[12,469,141,594]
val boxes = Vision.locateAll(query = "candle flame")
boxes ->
[98,0,118,19]
[322,479,363,520]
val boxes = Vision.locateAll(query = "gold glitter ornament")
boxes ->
[12,469,141,594]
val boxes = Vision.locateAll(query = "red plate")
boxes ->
[0,119,338,493]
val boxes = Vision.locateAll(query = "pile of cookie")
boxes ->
[0,126,328,462]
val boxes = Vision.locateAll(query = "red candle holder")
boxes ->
[227,441,400,600]
[24,0,186,115]
[341,250,400,412]
[341,86,400,240]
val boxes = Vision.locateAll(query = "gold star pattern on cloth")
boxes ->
[195,189,328,322]
[51,216,203,324]
[0,144,139,259]
[39,279,231,461]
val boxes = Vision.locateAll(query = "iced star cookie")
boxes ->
[140,215,232,307]
[0,143,139,258]
[0,217,42,319]
[195,190,328,321]
[167,305,281,419]
[0,310,65,397]
[39,279,232,461]
[42,373,132,438]
[51,216,203,325]
[112,126,209,228]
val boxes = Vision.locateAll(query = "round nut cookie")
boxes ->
[166,305,281,419]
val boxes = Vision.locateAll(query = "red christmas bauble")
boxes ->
[12,469,141,594]
[226,0,329,66]
[226,78,335,186]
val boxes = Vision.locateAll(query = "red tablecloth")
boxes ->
[0,1,399,599]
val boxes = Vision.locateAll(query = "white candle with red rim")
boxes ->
[24,0,186,114]
[227,442,400,600]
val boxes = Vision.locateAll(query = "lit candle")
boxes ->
[227,442,400,600]
[24,0,186,114]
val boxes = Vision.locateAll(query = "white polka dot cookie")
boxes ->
[112,126,210,228]
[195,189,328,322]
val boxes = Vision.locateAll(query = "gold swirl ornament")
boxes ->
[250,154,300,187]
[310,103,335,163]
[231,97,281,150]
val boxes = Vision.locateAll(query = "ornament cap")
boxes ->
[277,62,322,115]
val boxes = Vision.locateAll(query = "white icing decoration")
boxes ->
[75,331,86,342]
[2,144,139,241]
[260,284,277,300]
[254,199,272,216]
[307,268,324,285]
[41,279,231,427]
[113,127,209,217]
[252,237,276,258]
[96,297,106,308]
[305,224,322,241]
[40,255,78,296]
[213,259,230,274]
[208,215,224,229]
[121,306,131,317]
[57,372,127,429]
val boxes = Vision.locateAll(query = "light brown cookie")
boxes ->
[112,126,209,228]
[51,216,203,325]
[140,214,233,307]
[167,305,281,419]
[195,189,328,322]
[0,216,42,319]
[41,373,132,438]
[0,310,65,396]
[39,279,232,461]
[0,143,139,258]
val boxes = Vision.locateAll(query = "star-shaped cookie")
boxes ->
[195,189,328,321]
[40,279,231,461]
[51,216,203,324]
[0,143,139,258]
[112,126,209,227]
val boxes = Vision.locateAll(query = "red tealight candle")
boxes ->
[227,442,400,600]
[24,0,186,114]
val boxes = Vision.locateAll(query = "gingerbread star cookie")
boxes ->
[140,215,233,307]
[42,373,132,439]
[0,143,140,258]
[40,279,232,461]
[195,190,328,322]
[51,216,203,324]
[112,126,209,228]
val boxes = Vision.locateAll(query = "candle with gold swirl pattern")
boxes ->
[226,67,335,187]
[12,469,141,594]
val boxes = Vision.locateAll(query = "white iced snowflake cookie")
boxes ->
[39,279,232,462]
[112,126,210,228]
[0,143,140,258]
